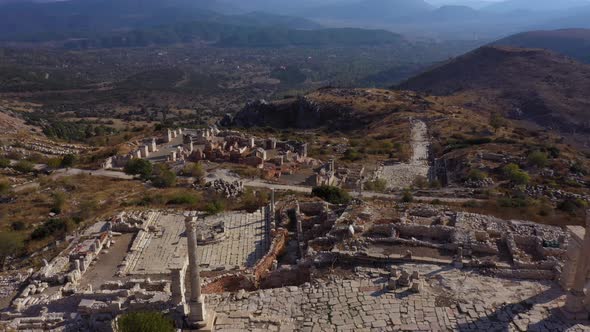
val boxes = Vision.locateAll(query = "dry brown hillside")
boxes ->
[396,46,590,135]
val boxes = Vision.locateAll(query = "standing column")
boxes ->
[185,216,214,329]
[564,211,590,315]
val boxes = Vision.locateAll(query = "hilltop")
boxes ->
[492,29,590,63]
[397,46,590,134]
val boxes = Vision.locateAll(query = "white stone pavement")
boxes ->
[126,210,266,275]
[206,263,590,332]
[376,119,431,189]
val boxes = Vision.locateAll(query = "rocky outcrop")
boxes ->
[222,96,364,131]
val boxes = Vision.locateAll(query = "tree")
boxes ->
[205,199,225,215]
[0,180,9,195]
[46,158,62,169]
[401,189,414,203]
[117,312,174,332]
[489,112,507,131]
[467,169,487,181]
[503,163,530,185]
[312,185,351,204]
[61,154,77,168]
[527,151,548,168]
[0,158,10,168]
[364,178,387,193]
[0,232,23,269]
[152,165,177,188]
[51,191,66,214]
[124,159,153,180]
[182,162,205,180]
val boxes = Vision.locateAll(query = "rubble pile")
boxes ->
[206,179,244,198]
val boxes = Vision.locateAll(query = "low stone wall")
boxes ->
[259,265,311,289]
[252,228,289,283]
[201,228,289,294]
[490,268,557,280]
[202,273,254,294]
[395,224,454,241]
[299,202,328,216]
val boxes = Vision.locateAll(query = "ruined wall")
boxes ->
[491,268,557,280]
[202,274,254,294]
[299,202,327,216]
[395,224,454,241]
[253,229,289,283]
[259,265,311,289]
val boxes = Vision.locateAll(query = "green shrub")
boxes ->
[31,218,68,240]
[342,149,362,161]
[570,162,587,175]
[182,162,205,179]
[312,185,351,204]
[117,312,174,332]
[124,159,153,180]
[10,221,26,231]
[135,194,166,206]
[166,193,198,205]
[240,188,268,213]
[401,189,413,203]
[364,178,388,193]
[0,158,10,168]
[503,164,530,185]
[527,151,548,168]
[14,160,34,173]
[497,196,530,208]
[557,198,588,214]
[0,181,9,194]
[490,112,507,131]
[0,232,24,266]
[51,191,66,214]
[152,166,177,188]
[60,154,77,168]
[462,200,479,208]
[467,169,487,181]
[205,200,225,215]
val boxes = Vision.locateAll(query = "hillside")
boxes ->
[492,29,590,63]
[397,46,590,134]
[224,87,589,193]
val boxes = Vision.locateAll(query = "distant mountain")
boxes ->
[425,0,493,9]
[221,0,357,14]
[536,5,590,30]
[492,29,590,63]
[0,0,319,42]
[301,0,435,21]
[397,46,590,133]
[483,0,590,12]
[429,5,480,21]
[63,24,405,49]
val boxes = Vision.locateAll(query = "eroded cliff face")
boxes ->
[222,96,364,131]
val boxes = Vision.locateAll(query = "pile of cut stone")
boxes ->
[387,267,423,293]
[206,179,244,198]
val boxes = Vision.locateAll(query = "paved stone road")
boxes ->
[206,264,590,332]
[127,210,267,275]
[198,210,267,270]
[375,120,431,190]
